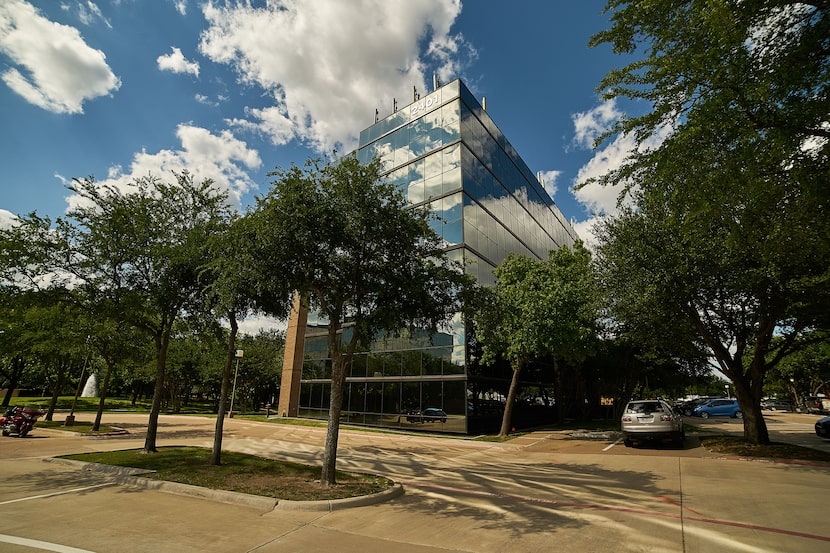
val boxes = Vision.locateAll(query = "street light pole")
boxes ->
[65,336,91,427]
[229,349,243,417]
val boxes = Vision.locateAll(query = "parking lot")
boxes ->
[1,411,829,552]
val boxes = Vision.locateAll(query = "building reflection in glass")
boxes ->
[292,79,577,434]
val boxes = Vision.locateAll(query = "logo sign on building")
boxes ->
[410,93,440,117]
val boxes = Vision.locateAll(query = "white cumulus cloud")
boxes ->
[76,1,111,28]
[537,169,562,200]
[0,209,19,229]
[568,100,672,251]
[65,124,261,212]
[573,132,640,217]
[157,46,200,77]
[571,99,622,150]
[172,1,187,16]
[0,0,120,114]
[198,0,467,153]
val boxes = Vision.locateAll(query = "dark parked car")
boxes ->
[815,417,830,439]
[421,408,447,423]
[762,399,797,412]
[406,408,447,423]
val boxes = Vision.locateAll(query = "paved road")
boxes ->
[688,410,830,453]
[1,412,828,552]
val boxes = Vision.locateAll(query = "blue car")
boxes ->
[693,399,742,419]
[815,416,830,439]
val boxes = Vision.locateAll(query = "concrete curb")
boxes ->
[43,457,403,512]
[274,483,404,511]
[112,475,279,511]
[44,457,155,476]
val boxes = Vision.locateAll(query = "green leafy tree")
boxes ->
[766,332,830,402]
[474,243,600,437]
[235,329,284,409]
[590,1,829,149]
[1,215,71,407]
[54,173,232,452]
[0,289,30,407]
[588,1,830,444]
[20,297,91,421]
[87,320,147,431]
[595,176,828,443]
[200,211,291,465]
[252,154,470,485]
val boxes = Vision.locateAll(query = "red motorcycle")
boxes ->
[1,406,43,438]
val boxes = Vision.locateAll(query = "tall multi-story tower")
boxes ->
[278,78,579,433]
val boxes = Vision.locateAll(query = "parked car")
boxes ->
[815,416,830,439]
[693,399,742,419]
[406,408,447,423]
[803,396,830,415]
[421,408,447,423]
[761,399,797,412]
[677,397,719,416]
[621,399,684,447]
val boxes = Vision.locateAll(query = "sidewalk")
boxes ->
[1,413,828,552]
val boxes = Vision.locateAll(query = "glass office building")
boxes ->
[279,79,578,433]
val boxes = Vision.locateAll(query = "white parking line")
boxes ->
[0,534,97,553]
[603,437,623,451]
[0,483,115,506]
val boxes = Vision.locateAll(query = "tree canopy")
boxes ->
[253,153,471,484]
[590,0,830,444]
[1,172,235,451]
[590,0,829,148]
[474,243,600,436]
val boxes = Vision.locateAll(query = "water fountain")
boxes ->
[80,373,98,397]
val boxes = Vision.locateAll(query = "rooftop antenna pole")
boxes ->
[413,86,419,101]
[482,97,487,111]
[393,98,397,112]
[433,74,440,91]
[374,108,379,123]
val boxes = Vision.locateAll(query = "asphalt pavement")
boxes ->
[1,411,828,552]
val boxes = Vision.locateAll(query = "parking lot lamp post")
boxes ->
[789,378,798,406]
[725,384,730,399]
[229,349,243,417]
[65,336,91,427]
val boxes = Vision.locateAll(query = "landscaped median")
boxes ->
[47,447,402,512]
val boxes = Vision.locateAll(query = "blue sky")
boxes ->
[1,0,644,247]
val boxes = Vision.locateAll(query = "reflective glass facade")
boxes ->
[294,79,578,433]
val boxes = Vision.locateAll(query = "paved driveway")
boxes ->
[1,413,828,552]
[679,410,830,453]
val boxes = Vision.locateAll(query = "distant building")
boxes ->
[278,78,578,433]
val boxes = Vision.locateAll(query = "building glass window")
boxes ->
[292,79,577,435]
[382,382,401,414]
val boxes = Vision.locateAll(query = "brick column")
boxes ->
[278,293,307,417]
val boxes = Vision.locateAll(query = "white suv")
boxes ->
[621,399,685,447]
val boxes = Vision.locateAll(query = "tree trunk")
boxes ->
[732,369,770,445]
[1,357,25,407]
[93,360,114,432]
[499,358,524,437]
[740,401,770,445]
[321,359,347,485]
[211,313,238,466]
[45,359,68,422]
[321,318,349,486]
[554,358,565,423]
[143,334,169,454]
